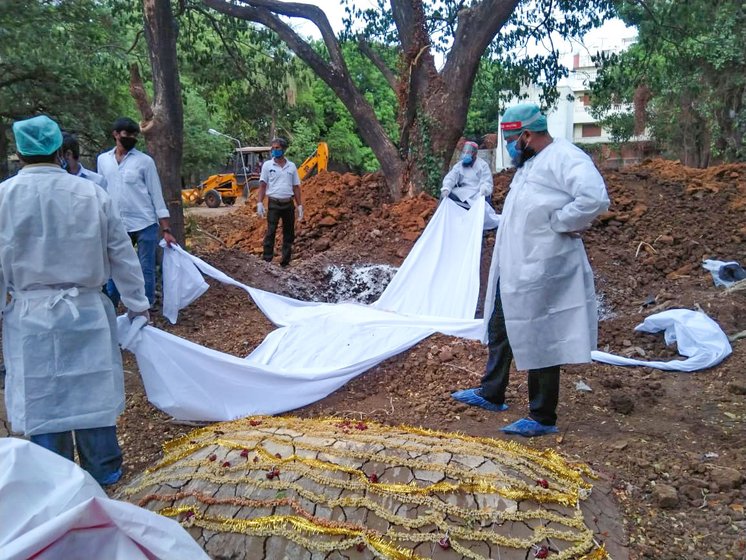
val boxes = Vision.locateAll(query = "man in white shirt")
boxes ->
[97,117,176,307]
[61,132,107,190]
[256,137,303,267]
[440,140,493,208]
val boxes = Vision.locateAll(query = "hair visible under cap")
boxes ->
[112,117,140,134]
[271,137,289,149]
[61,132,80,159]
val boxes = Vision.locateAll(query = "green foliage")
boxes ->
[591,0,745,165]
[177,7,297,144]
[344,0,616,115]
[0,0,134,155]
[181,88,231,183]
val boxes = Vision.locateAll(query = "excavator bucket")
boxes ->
[181,188,202,206]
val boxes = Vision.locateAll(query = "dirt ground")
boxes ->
[2,159,745,559]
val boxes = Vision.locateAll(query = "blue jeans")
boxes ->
[107,223,158,307]
[30,426,123,485]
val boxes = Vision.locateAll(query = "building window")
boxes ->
[582,94,591,106]
[581,124,602,138]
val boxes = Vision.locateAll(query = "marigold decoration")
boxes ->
[121,416,609,560]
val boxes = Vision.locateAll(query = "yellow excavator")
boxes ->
[182,142,329,208]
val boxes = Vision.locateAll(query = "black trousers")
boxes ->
[263,199,295,265]
[481,282,561,426]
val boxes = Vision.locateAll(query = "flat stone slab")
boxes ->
[120,416,623,559]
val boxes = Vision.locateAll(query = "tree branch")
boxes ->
[356,37,398,91]
[129,63,155,126]
[390,0,415,51]
[442,0,520,90]
[203,0,336,83]
[231,0,346,72]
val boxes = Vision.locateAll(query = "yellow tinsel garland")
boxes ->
[124,416,609,560]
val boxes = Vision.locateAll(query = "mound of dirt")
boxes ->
[192,171,436,266]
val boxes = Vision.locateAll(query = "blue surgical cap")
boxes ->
[500,104,548,136]
[12,115,63,156]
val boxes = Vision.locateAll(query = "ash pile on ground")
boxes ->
[118,160,745,559]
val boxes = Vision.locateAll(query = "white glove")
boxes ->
[480,184,493,197]
[297,204,304,221]
[257,202,266,218]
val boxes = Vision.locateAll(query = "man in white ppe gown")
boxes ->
[452,104,610,437]
[440,140,493,208]
[0,115,150,485]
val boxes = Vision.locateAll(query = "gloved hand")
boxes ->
[257,202,266,218]
[480,184,493,197]
[297,204,304,221]
[439,189,449,202]
[127,309,151,324]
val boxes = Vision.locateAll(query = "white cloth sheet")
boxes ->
[121,198,487,421]
[0,438,208,560]
[591,309,732,372]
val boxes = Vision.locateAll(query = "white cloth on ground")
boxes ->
[702,259,746,287]
[120,198,487,421]
[0,165,148,436]
[0,438,209,560]
[482,137,610,370]
[591,309,731,372]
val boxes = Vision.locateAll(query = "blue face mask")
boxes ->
[462,154,474,166]
[506,138,522,163]
[271,148,284,158]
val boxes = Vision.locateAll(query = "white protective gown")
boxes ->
[0,165,149,436]
[441,157,493,202]
[482,138,610,370]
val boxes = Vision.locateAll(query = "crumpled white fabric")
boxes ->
[120,198,487,421]
[0,438,209,560]
[702,259,746,288]
[591,309,732,371]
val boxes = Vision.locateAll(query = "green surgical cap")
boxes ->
[12,115,63,156]
[500,103,548,136]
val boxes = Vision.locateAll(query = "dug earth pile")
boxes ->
[107,160,743,558]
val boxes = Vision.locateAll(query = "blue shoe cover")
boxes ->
[98,468,123,486]
[451,388,508,412]
[500,418,558,437]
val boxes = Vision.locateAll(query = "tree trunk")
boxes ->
[131,0,185,245]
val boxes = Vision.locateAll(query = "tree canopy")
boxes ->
[202,0,616,197]
[591,0,745,167]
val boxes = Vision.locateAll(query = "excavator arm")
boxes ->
[297,142,329,181]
